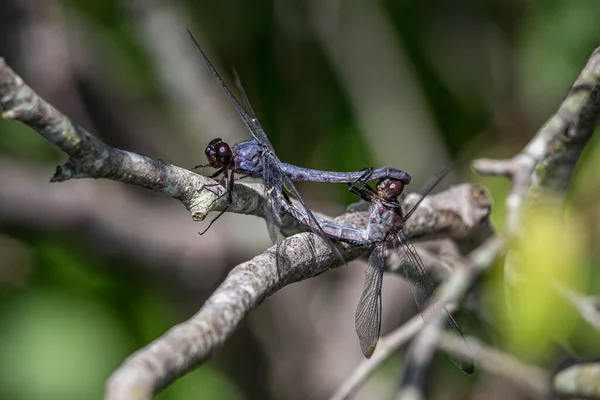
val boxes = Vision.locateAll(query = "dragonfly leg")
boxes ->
[192,162,212,170]
[348,186,371,203]
[202,181,225,197]
[226,168,235,204]
[356,167,375,185]
[348,181,378,203]
[209,167,226,178]
[204,188,229,207]
[198,207,228,235]
[198,168,228,197]
[198,192,230,234]
[352,167,375,187]
[199,171,233,235]
[347,167,376,195]
[205,171,232,208]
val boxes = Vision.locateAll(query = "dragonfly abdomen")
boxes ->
[278,163,412,184]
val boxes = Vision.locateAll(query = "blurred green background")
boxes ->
[2,1,600,399]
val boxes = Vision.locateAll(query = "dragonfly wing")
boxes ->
[395,232,474,374]
[403,163,453,222]
[232,70,277,155]
[188,31,343,261]
[263,155,283,243]
[355,243,386,358]
[187,30,275,152]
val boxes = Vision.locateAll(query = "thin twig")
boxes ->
[0,157,266,281]
[473,46,600,236]
[556,283,600,332]
[472,46,600,387]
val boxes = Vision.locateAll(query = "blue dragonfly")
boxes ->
[187,30,412,262]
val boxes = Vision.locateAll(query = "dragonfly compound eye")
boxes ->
[215,142,233,166]
[376,178,404,200]
[205,138,232,168]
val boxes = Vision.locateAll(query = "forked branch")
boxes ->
[0,57,493,400]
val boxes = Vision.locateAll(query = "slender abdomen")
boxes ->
[279,163,411,184]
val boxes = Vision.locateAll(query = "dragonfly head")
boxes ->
[205,138,234,168]
[376,178,404,202]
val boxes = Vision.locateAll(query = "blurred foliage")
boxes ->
[2,0,600,399]
[0,236,241,400]
[497,205,587,363]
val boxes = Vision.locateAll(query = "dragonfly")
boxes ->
[186,30,412,261]
[278,166,475,373]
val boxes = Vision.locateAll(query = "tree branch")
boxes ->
[553,362,600,398]
[472,45,600,367]
[104,189,492,399]
[0,56,494,400]
[556,283,600,332]
[473,46,600,235]
[0,158,270,283]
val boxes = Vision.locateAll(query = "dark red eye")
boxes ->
[204,138,232,168]
[215,143,232,164]
[208,137,223,146]
[376,178,404,200]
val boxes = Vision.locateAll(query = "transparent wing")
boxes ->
[403,163,453,222]
[395,232,474,374]
[233,70,261,129]
[281,173,345,264]
[189,30,343,261]
[355,243,386,358]
[232,62,340,253]
[187,29,276,153]
[263,156,283,243]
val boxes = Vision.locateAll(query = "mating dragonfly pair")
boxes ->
[187,30,474,374]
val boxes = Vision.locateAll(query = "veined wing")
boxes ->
[231,69,279,154]
[187,29,276,154]
[403,163,453,222]
[394,233,474,374]
[263,155,283,243]
[231,62,342,258]
[355,243,386,358]
[188,30,342,261]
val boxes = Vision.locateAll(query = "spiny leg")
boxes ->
[197,167,227,197]
[199,170,234,235]
[348,167,375,193]
[204,175,231,210]
[192,162,212,170]
[356,167,375,186]
[348,176,377,203]
[201,172,250,203]
[198,208,228,235]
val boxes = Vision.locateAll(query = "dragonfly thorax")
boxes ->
[232,140,263,175]
[367,201,404,243]
[205,138,234,169]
